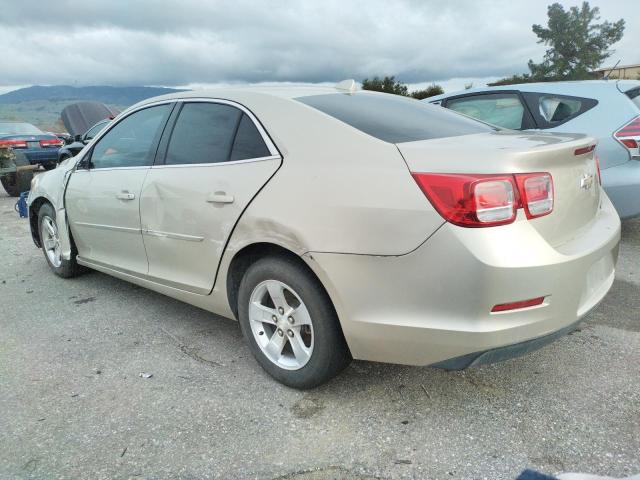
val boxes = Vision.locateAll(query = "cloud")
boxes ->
[0,0,636,89]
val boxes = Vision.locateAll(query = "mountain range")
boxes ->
[0,85,186,132]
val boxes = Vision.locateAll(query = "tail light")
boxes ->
[40,138,63,147]
[595,155,602,185]
[514,173,554,219]
[412,172,553,228]
[614,116,640,156]
[0,139,27,148]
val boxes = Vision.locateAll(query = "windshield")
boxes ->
[296,92,494,143]
[626,87,640,109]
[0,122,43,136]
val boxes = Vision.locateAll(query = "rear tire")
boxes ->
[42,162,57,171]
[237,255,351,389]
[1,152,33,197]
[37,202,82,278]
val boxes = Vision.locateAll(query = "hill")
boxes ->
[0,85,185,132]
[0,85,184,106]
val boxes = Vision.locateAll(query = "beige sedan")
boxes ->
[27,82,620,388]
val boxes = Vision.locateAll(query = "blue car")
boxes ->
[428,80,640,219]
[0,121,64,171]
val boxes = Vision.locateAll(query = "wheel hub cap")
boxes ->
[248,280,314,370]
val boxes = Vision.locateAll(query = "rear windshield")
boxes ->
[626,87,640,109]
[0,122,43,136]
[296,92,493,143]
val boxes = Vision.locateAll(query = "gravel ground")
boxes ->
[0,189,638,480]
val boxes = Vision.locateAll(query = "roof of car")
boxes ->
[428,79,640,102]
[132,84,347,110]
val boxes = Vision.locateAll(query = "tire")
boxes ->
[37,202,82,278]
[42,162,57,171]
[238,256,351,389]
[1,152,33,197]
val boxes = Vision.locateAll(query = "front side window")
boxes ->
[165,102,270,165]
[447,94,526,130]
[90,104,170,169]
[84,120,109,141]
[538,96,582,123]
[297,92,492,144]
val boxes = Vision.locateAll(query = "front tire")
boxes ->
[37,203,82,278]
[238,256,351,389]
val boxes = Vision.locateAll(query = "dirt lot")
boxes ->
[1,189,638,480]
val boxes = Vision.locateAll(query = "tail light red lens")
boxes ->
[40,138,63,147]
[0,139,27,148]
[411,173,517,227]
[615,116,640,155]
[514,173,554,219]
[412,172,554,227]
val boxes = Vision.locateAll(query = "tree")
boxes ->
[361,76,444,99]
[490,2,624,85]
[410,84,444,100]
[361,76,408,96]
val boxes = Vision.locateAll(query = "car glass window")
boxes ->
[84,121,108,141]
[230,114,271,161]
[447,94,526,129]
[297,92,493,143]
[0,122,43,135]
[626,87,640,109]
[90,105,170,169]
[165,103,242,165]
[538,96,582,123]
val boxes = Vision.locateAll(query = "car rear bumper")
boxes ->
[304,193,621,367]
[23,148,59,164]
[602,160,640,219]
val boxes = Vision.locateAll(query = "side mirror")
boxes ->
[74,134,82,142]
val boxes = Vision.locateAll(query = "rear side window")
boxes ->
[446,93,526,129]
[230,114,271,161]
[165,103,270,165]
[538,96,582,123]
[296,92,492,143]
[626,87,640,109]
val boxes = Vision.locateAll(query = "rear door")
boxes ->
[66,103,173,274]
[139,100,281,294]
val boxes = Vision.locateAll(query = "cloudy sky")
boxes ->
[0,0,637,94]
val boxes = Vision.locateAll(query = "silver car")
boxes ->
[27,84,620,388]
[428,80,640,219]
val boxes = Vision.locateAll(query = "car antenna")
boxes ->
[603,59,621,80]
[335,79,358,94]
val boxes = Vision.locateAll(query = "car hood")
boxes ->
[61,101,119,137]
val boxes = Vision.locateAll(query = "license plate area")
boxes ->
[27,141,40,149]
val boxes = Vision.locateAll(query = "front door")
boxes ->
[66,103,173,274]
[139,101,281,293]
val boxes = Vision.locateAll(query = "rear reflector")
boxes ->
[412,172,553,227]
[491,297,545,312]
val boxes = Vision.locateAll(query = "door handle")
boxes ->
[206,192,234,204]
[116,192,135,201]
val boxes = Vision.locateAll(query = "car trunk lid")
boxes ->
[397,130,601,247]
